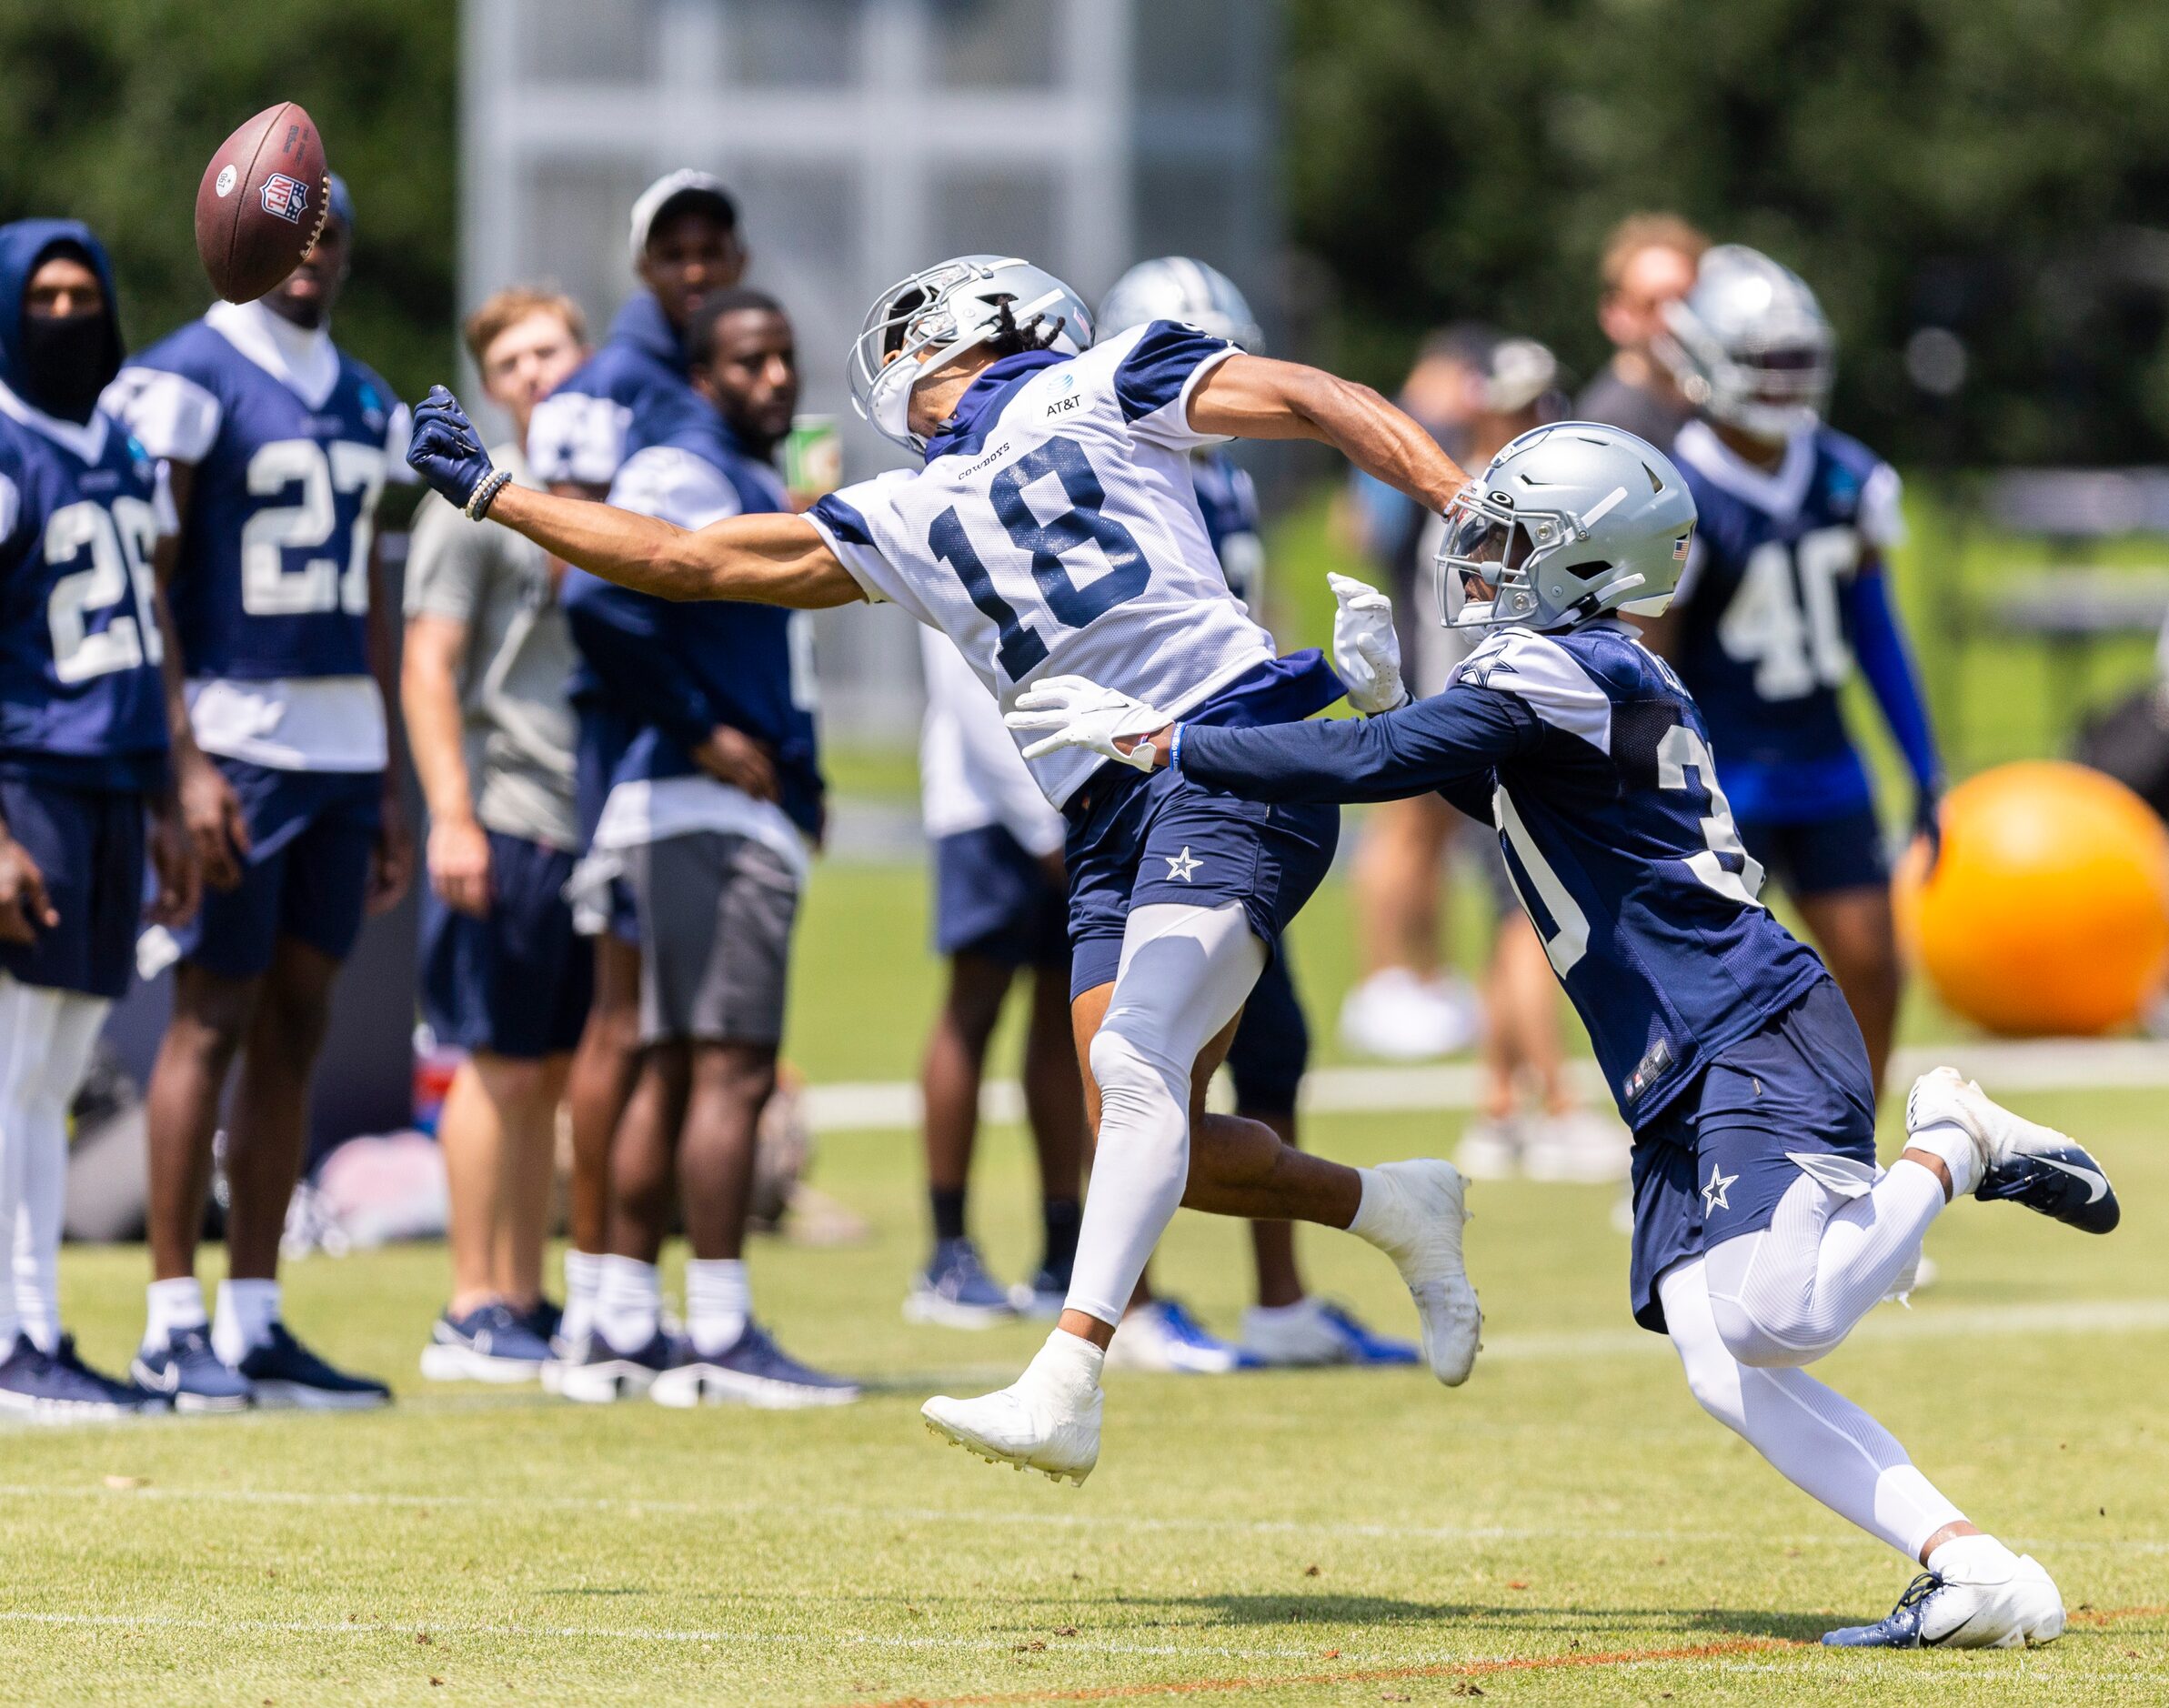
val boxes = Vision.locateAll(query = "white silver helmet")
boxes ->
[849,255,1093,453]
[1097,256,1264,353]
[1653,243,1833,442]
[1436,422,1698,631]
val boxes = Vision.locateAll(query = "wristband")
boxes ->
[465,468,512,520]
[1170,723,1185,772]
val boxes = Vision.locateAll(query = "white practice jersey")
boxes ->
[806,321,1278,808]
[918,626,1068,855]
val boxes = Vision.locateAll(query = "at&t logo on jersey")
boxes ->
[260,173,311,224]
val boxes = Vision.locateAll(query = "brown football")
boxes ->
[195,103,329,304]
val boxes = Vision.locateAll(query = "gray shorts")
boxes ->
[625,832,800,1046]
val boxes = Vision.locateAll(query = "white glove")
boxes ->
[1329,572,1409,715]
[1004,675,1172,770]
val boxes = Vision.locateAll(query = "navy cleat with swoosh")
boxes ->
[1906,1068,2120,1234]
[1824,1549,2064,1649]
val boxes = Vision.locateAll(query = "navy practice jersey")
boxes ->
[1178,621,1827,1126]
[562,409,823,837]
[525,292,708,490]
[105,300,407,680]
[0,389,169,791]
[1191,448,1265,610]
[1666,418,1906,822]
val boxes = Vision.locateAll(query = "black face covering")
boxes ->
[16,309,114,424]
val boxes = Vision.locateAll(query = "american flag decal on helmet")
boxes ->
[1673,530,1692,560]
[260,173,311,225]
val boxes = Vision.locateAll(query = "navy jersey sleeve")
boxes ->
[1178,685,1541,805]
[559,570,719,756]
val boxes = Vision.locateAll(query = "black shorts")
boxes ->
[1735,805,1890,899]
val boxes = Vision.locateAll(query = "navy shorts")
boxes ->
[1224,946,1310,1115]
[933,824,1069,968]
[175,759,381,980]
[575,707,640,947]
[0,776,144,1000]
[1626,976,1878,1334]
[1063,766,1340,1000]
[420,830,593,1059]
[1736,804,1889,899]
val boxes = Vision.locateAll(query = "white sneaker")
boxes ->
[1521,1108,1631,1181]
[1907,1068,2121,1233]
[1353,1160,1481,1385]
[1824,1541,2064,1649]
[1101,1301,1241,1373]
[921,1333,1103,1485]
[1455,1115,1521,1181]
[1338,970,1481,1061]
[1239,1297,1420,1368]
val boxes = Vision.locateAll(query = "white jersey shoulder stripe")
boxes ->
[1450,628,1613,754]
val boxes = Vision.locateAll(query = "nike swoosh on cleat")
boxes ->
[2032,1156,2107,1203]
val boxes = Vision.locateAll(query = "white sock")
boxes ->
[560,1249,603,1344]
[1348,1169,1396,1250]
[1928,1532,2017,1582]
[0,975,65,1351]
[144,1276,207,1351]
[595,1256,660,1352]
[212,1278,281,1365]
[685,1258,751,1358]
[14,994,105,1352]
[1066,903,1264,1325]
[1662,1258,1965,1561]
[1906,1120,1982,1198]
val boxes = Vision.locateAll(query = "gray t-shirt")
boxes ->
[1575,365,1692,450]
[403,444,582,850]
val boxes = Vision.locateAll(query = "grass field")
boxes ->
[6,1080,2165,1704]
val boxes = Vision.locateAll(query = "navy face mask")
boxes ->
[16,309,112,423]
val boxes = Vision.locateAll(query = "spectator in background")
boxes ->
[1575,214,1707,446]
[1335,327,1495,1060]
[404,288,590,1382]
[524,171,746,1374]
[557,289,852,1408]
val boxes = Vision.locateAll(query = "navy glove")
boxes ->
[1913,782,1944,878]
[406,385,497,510]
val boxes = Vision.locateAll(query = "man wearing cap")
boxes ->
[104,176,414,1410]
[523,169,748,1374]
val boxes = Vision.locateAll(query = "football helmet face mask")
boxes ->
[1654,244,1834,443]
[1097,256,1264,353]
[1434,422,1698,632]
[849,255,1093,453]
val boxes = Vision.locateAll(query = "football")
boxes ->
[194,102,329,303]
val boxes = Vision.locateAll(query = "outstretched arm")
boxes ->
[1188,354,1470,515]
[407,386,864,609]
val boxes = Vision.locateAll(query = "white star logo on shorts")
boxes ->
[1164,846,1202,882]
[1702,1162,1738,1214]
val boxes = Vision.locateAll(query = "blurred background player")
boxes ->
[1331,326,1493,1061]
[1093,258,1415,1371]
[909,627,1085,1326]
[1574,215,1707,446]
[526,170,746,1366]
[105,177,413,1409]
[557,288,852,1407]
[1642,246,1942,1100]
[403,287,590,1381]
[0,219,196,1417]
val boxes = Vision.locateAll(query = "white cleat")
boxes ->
[920,1331,1104,1486]
[1824,1542,2064,1649]
[1908,1068,2121,1233]
[1356,1160,1481,1385]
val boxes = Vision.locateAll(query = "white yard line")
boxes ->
[806,1038,2169,1131]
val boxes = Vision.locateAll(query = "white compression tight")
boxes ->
[1661,1256,1965,1561]
[1064,902,1266,1326]
[0,977,109,1350]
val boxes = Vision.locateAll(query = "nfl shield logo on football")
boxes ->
[260,172,311,224]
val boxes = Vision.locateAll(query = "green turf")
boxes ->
[5,1089,2164,1704]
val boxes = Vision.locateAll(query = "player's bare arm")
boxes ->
[1187,352,1470,514]
[407,385,862,608]
[150,460,251,889]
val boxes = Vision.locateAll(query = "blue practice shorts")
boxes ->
[174,759,380,980]
[1626,976,1878,1335]
[932,824,1069,968]
[0,776,144,1000]
[1063,766,1339,1001]
[420,830,594,1059]
[1736,804,1889,899]
[1224,946,1310,1116]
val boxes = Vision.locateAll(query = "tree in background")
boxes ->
[1286,0,2169,466]
[0,0,454,415]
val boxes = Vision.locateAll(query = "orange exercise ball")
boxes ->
[1895,760,2169,1036]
